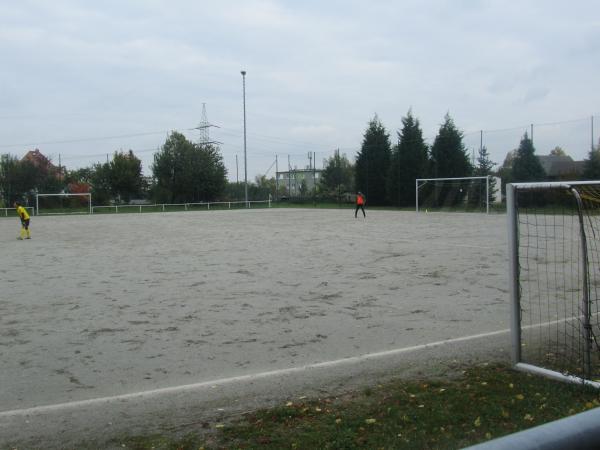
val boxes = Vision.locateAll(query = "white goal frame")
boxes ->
[415,176,491,214]
[507,181,600,388]
[36,193,92,215]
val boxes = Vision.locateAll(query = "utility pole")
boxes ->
[313,151,316,197]
[592,115,595,152]
[236,154,239,185]
[241,70,248,207]
[275,154,279,201]
[288,155,291,197]
[530,123,534,144]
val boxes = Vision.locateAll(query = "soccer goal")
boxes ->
[415,176,494,213]
[36,193,92,215]
[508,181,600,387]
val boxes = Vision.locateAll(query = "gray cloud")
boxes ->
[1,0,599,178]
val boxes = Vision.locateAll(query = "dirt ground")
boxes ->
[0,208,510,447]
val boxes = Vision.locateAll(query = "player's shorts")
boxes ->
[21,219,30,229]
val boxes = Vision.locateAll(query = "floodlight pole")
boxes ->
[241,70,248,207]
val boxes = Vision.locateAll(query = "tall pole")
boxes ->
[275,154,279,201]
[530,123,534,144]
[241,70,248,207]
[592,115,595,153]
[236,154,239,185]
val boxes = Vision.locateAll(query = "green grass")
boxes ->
[99,364,600,449]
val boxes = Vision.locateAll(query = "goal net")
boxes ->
[415,176,496,213]
[508,181,600,387]
[36,193,92,215]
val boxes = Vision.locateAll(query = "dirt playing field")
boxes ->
[0,208,510,447]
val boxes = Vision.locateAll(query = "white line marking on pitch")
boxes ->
[0,327,510,418]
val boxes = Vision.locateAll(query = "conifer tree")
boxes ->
[583,139,600,180]
[511,132,546,182]
[355,115,392,205]
[387,110,429,207]
[429,114,472,206]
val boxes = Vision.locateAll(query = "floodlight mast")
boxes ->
[241,70,248,207]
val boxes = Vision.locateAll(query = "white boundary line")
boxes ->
[0,328,510,418]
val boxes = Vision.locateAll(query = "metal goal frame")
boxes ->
[507,181,600,388]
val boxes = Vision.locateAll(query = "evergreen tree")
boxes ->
[355,115,392,205]
[468,146,497,208]
[511,132,546,182]
[429,114,472,206]
[387,110,429,207]
[583,139,600,180]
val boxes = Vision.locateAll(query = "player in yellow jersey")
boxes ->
[14,201,31,240]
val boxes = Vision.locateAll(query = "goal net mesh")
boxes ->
[512,183,600,382]
[417,177,492,213]
[37,194,91,215]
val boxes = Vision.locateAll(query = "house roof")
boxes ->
[537,154,584,177]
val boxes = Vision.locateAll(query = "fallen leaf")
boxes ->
[474,417,481,427]
[366,418,377,424]
[516,394,525,400]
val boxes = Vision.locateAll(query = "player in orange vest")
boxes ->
[355,191,366,218]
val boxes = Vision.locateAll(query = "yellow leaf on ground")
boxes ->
[516,394,525,400]
[366,418,377,424]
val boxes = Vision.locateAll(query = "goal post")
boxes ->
[416,176,493,213]
[507,181,600,388]
[36,193,92,215]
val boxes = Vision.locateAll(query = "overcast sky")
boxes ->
[1,0,599,181]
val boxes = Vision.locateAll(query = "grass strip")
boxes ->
[101,364,600,449]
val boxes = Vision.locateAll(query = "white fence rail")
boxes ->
[1,201,271,217]
[91,200,271,214]
[0,206,35,217]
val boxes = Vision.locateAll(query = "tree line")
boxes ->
[2,114,600,208]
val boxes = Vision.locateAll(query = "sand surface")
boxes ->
[0,208,510,446]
